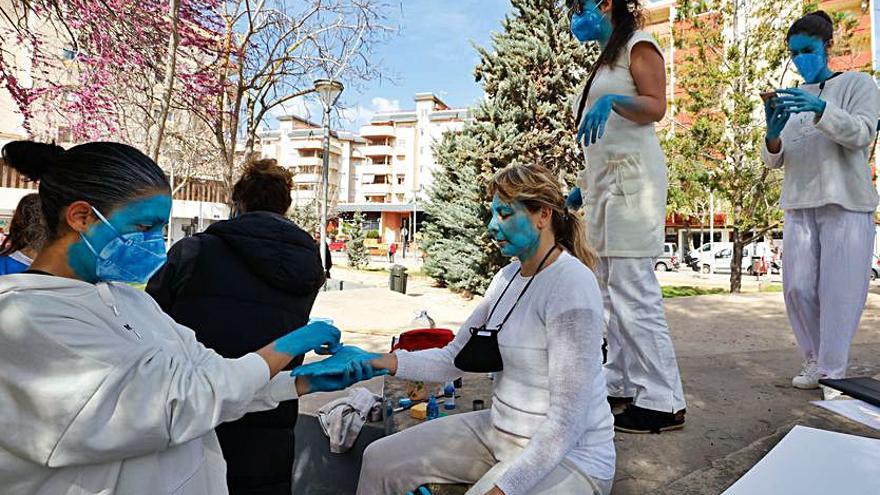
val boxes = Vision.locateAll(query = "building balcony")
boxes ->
[359,164,393,175]
[293,156,341,170]
[359,125,396,138]
[293,139,342,154]
[361,145,394,157]
[361,183,393,195]
[293,173,321,184]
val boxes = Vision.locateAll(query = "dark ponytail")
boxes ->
[1,141,170,239]
[575,0,644,126]
[787,10,834,42]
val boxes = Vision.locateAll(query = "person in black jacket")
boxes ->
[147,158,325,495]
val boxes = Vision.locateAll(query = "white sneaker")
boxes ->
[792,359,821,389]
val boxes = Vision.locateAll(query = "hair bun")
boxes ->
[1,141,64,181]
[810,10,833,26]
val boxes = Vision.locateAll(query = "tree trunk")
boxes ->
[730,227,744,293]
[150,0,182,162]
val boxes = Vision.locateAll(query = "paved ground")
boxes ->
[306,266,880,494]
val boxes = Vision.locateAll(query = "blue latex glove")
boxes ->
[775,88,826,115]
[406,487,432,495]
[293,345,384,377]
[578,94,630,147]
[304,359,386,393]
[274,320,342,357]
[764,99,791,142]
[566,186,583,210]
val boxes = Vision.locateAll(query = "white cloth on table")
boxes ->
[317,387,382,453]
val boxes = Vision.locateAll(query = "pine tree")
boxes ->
[346,211,370,270]
[288,199,321,236]
[423,0,596,294]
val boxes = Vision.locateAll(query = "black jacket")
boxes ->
[147,211,324,495]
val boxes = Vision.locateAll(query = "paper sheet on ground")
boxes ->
[812,399,880,431]
[721,425,880,495]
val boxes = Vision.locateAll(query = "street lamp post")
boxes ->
[314,79,344,279]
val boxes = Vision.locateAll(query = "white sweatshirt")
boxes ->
[0,274,298,495]
[762,71,880,212]
[395,251,615,495]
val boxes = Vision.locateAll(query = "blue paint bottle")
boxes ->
[443,381,456,410]
[426,395,440,420]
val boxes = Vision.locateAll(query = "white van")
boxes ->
[700,243,771,275]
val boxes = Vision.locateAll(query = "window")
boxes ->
[57,126,73,143]
[398,138,407,147]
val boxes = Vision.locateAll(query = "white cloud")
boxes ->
[371,97,401,113]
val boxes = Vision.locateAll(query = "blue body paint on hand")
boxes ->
[570,1,611,44]
[764,99,792,142]
[292,345,387,393]
[68,194,172,283]
[488,196,541,261]
[578,94,632,147]
[274,320,342,357]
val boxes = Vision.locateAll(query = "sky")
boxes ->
[276,0,513,132]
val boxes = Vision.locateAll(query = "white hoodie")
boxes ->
[0,274,299,494]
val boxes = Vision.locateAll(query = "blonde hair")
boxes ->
[489,164,598,271]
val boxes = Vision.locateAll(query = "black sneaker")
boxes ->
[607,396,634,408]
[614,405,686,434]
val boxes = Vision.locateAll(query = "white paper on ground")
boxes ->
[812,399,880,431]
[721,425,880,495]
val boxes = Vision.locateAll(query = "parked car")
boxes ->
[871,254,879,281]
[329,240,347,252]
[655,243,680,272]
[700,243,771,275]
[686,242,731,271]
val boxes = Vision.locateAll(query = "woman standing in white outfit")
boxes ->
[351,164,615,495]
[762,11,879,399]
[565,0,686,432]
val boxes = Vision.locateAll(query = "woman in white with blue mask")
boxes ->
[762,11,879,399]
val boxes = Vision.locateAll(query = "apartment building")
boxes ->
[336,93,472,244]
[257,116,365,211]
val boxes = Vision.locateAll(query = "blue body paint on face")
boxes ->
[488,195,541,261]
[788,34,833,84]
[69,194,172,283]
[570,1,611,45]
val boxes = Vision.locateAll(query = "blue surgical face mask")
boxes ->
[792,53,826,84]
[570,1,611,43]
[78,207,168,283]
[788,35,831,84]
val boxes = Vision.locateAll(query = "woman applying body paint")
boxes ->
[350,164,615,495]
[762,12,879,399]
[0,141,373,494]
[565,0,686,433]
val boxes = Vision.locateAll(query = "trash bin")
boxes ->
[389,265,408,294]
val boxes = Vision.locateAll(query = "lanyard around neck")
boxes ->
[485,245,559,331]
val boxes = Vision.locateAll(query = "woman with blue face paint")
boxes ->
[353,165,615,495]
[0,141,372,495]
[762,11,879,400]
[565,0,687,433]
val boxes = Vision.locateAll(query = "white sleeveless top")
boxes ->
[572,31,668,258]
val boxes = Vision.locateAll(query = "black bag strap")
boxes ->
[484,245,559,331]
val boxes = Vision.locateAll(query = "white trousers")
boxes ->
[356,410,612,495]
[597,257,687,412]
[782,205,875,378]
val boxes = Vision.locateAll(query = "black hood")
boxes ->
[204,212,324,295]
